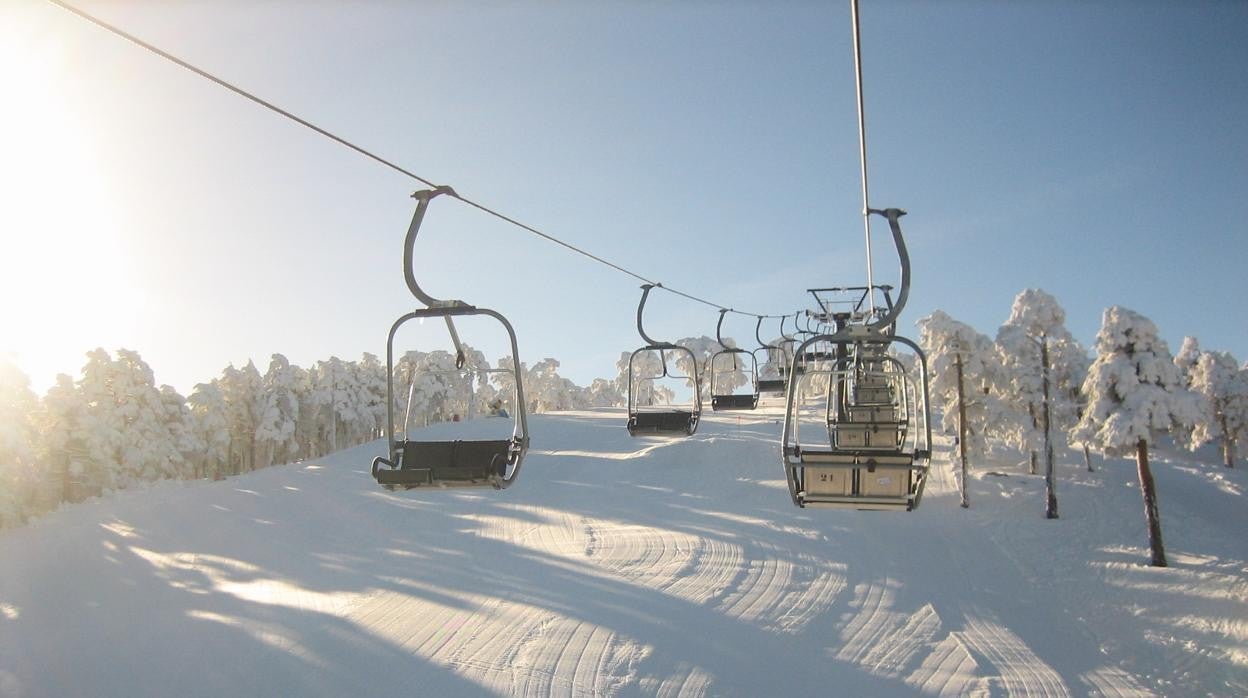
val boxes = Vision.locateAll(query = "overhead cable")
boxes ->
[47,0,793,321]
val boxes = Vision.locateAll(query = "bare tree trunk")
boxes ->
[1030,450,1038,476]
[1041,338,1057,519]
[1220,415,1234,468]
[956,353,969,509]
[1084,445,1093,472]
[1136,438,1167,567]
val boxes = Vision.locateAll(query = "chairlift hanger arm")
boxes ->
[862,207,911,332]
[716,309,731,349]
[405,187,469,367]
[636,284,679,349]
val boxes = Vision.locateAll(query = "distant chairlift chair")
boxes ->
[626,284,702,436]
[709,309,759,411]
[781,208,932,511]
[371,187,530,490]
[753,315,794,396]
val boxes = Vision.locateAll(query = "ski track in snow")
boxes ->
[1,407,1245,697]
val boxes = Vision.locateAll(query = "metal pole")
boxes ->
[850,0,875,314]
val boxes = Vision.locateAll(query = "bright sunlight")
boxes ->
[0,21,142,390]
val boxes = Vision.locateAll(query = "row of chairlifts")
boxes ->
[781,208,933,512]
[626,293,795,438]
[371,189,530,490]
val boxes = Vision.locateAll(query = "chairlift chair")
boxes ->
[709,309,759,411]
[371,188,530,490]
[781,208,932,511]
[627,284,702,436]
[752,316,793,395]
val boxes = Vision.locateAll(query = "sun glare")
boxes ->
[0,22,144,391]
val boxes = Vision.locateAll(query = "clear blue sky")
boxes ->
[3,0,1246,394]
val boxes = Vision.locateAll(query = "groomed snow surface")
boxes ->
[2,405,1245,697]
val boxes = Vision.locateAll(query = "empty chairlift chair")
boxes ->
[627,284,702,436]
[752,315,794,396]
[781,208,932,511]
[709,309,759,411]
[370,187,530,490]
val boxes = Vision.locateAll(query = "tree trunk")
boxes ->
[1083,444,1093,472]
[1136,438,1167,567]
[956,354,969,509]
[1029,450,1038,476]
[1041,338,1057,519]
[1220,415,1234,468]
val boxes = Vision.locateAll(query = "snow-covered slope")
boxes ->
[1,406,1245,697]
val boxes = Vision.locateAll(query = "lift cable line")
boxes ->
[46,0,793,322]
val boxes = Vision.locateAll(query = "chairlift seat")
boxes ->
[628,410,698,435]
[372,439,516,489]
[757,378,787,394]
[712,394,759,411]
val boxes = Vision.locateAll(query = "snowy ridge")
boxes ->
[1,406,1245,697]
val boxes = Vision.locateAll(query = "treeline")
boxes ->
[917,289,1244,473]
[0,346,620,529]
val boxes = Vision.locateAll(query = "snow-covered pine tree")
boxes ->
[188,381,231,479]
[674,336,722,400]
[110,349,184,485]
[919,312,1010,449]
[995,289,1089,517]
[584,378,623,408]
[255,354,302,469]
[0,357,40,527]
[75,349,127,494]
[1072,306,1202,567]
[1189,350,1248,468]
[159,384,201,480]
[355,353,388,438]
[36,373,85,503]
[1173,336,1202,388]
[219,361,263,474]
[1171,336,1203,447]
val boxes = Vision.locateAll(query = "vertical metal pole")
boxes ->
[851,0,875,314]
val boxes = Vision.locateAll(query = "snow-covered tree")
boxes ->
[188,381,231,479]
[995,289,1087,479]
[1072,306,1202,567]
[159,384,201,480]
[1189,350,1248,468]
[1173,336,1202,388]
[356,353,389,438]
[255,354,303,469]
[524,358,587,413]
[74,349,127,493]
[110,349,184,485]
[918,311,1010,458]
[584,378,623,408]
[36,373,85,503]
[219,361,263,474]
[0,358,40,527]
